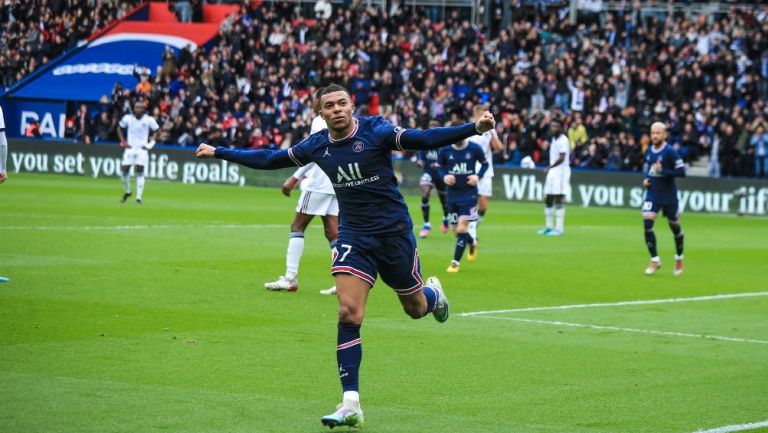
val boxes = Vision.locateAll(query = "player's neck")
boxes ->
[328,118,358,142]
[652,142,666,151]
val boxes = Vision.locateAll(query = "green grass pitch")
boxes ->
[1,173,767,433]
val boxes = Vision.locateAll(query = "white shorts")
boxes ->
[477,175,493,197]
[544,170,571,196]
[295,191,339,216]
[122,149,149,167]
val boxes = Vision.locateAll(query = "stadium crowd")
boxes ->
[0,0,145,88]
[9,1,768,178]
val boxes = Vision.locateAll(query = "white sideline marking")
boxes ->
[0,224,286,231]
[479,316,768,345]
[459,292,768,317]
[694,420,768,433]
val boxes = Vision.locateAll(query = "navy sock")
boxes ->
[453,232,471,263]
[337,322,362,393]
[644,219,658,258]
[422,285,437,314]
[438,193,448,220]
[670,223,684,256]
[421,197,430,224]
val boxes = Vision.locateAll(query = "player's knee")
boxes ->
[643,219,655,231]
[338,304,363,324]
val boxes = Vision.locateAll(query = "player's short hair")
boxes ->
[651,121,667,132]
[318,84,350,99]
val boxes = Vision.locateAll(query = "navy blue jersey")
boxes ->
[437,143,488,202]
[214,116,479,236]
[418,149,440,174]
[644,143,686,204]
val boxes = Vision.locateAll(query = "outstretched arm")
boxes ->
[395,112,496,151]
[195,143,300,170]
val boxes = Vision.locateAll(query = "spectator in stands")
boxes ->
[24,120,41,138]
[752,124,768,179]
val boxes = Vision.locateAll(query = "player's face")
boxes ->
[133,103,146,117]
[650,126,666,145]
[320,91,354,132]
[550,122,562,136]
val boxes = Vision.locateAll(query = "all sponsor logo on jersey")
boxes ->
[333,162,380,187]
[450,162,473,174]
[352,141,365,153]
[337,163,364,182]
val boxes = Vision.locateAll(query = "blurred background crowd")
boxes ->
[4,0,768,177]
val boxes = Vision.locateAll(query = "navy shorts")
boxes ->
[331,231,423,295]
[642,200,680,221]
[446,198,478,226]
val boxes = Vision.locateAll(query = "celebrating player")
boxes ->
[0,105,7,184]
[538,120,571,236]
[438,137,488,272]
[117,100,159,204]
[196,84,495,429]
[466,105,503,255]
[642,122,686,276]
[416,121,449,238]
[265,103,339,295]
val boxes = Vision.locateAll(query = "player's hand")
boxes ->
[282,176,300,197]
[443,174,456,186]
[0,171,7,184]
[642,178,651,189]
[475,112,495,134]
[467,175,479,186]
[651,161,662,175]
[416,160,424,168]
[119,140,128,148]
[195,143,216,159]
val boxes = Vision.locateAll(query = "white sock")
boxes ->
[545,207,554,229]
[467,221,477,243]
[675,254,684,260]
[122,173,131,194]
[555,206,565,232]
[651,256,661,263]
[136,175,145,200]
[285,232,304,280]
[343,391,360,406]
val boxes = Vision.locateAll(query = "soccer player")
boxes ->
[0,105,7,184]
[264,111,339,295]
[538,120,571,236]
[196,84,495,429]
[642,122,686,276]
[466,105,503,257]
[416,132,449,238]
[117,100,159,204]
[438,138,488,272]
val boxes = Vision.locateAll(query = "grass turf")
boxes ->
[1,173,767,433]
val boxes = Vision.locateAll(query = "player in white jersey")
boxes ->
[538,120,571,236]
[466,106,503,259]
[117,100,159,204]
[0,106,7,184]
[264,111,339,295]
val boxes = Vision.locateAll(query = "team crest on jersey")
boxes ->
[465,153,471,160]
[352,141,365,153]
